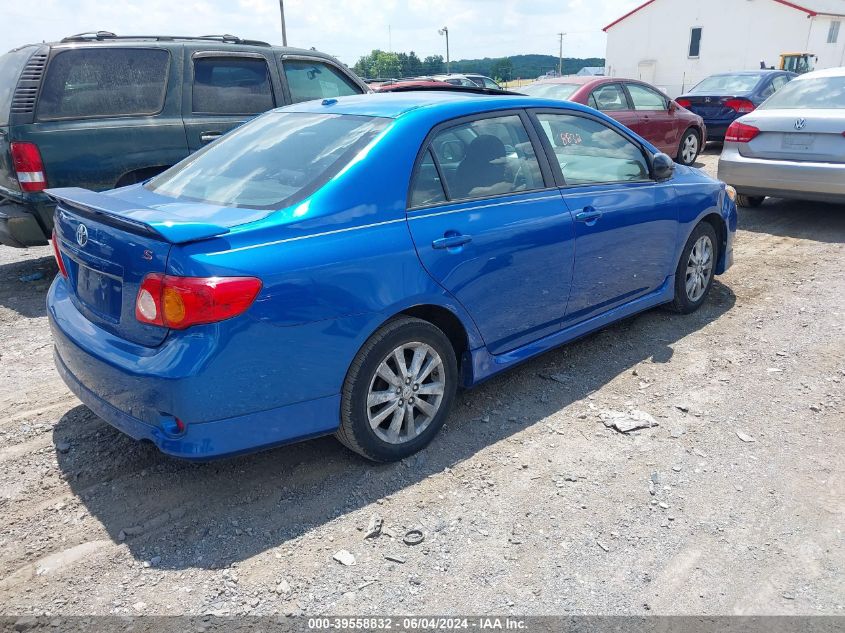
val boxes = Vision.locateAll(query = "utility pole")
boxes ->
[439,26,450,74]
[279,0,288,46]
[557,32,565,76]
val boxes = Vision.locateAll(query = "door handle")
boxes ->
[575,207,603,224]
[200,132,223,143]
[432,233,472,249]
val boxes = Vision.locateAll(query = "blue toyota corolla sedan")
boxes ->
[46,92,737,462]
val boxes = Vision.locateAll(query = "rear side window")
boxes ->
[147,112,389,209]
[536,113,650,186]
[0,47,37,125]
[409,150,446,208]
[589,84,630,111]
[283,59,360,104]
[427,114,544,202]
[193,57,274,115]
[37,48,169,120]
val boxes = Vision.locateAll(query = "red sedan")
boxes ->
[521,77,707,166]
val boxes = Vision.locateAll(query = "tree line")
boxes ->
[352,50,606,81]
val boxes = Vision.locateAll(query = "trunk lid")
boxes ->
[680,95,747,120]
[737,109,845,163]
[48,186,240,347]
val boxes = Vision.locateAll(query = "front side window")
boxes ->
[689,27,702,57]
[192,57,274,115]
[427,115,544,202]
[589,84,630,111]
[626,83,667,110]
[147,112,389,209]
[283,59,360,104]
[759,75,845,109]
[37,48,169,120]
[536,113,650,186]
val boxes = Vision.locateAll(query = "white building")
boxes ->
[604,0,845,96]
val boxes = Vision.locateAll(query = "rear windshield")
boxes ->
[37,48,169,120]
[0,47,36,125]
[146,112,390,209]
[689,74,762,94]
[760,75,845,109]
[521,83,580,101]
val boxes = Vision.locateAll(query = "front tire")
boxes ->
[736,194,765,208]
[676,128,701,166]
[669,222,718,314]
[336,317,457,462]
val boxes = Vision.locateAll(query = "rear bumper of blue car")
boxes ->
[48,277,342,460]
[54,347,339,459]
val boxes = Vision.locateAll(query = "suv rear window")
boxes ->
[0,47,37,125]
[37,48,169,120]
[146,112,389,209]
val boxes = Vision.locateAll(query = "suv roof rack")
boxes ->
[60,32,271,46]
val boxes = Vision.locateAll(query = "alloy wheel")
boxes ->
[685,235,713,302]
[366,342,445,444]
[681,133,699,164]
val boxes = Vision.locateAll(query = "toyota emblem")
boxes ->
[76,223,88,247]
[794,118,806,130]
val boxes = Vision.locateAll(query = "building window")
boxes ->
[688,27,702,57]
[828,20,841,44]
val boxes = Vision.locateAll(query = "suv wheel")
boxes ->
[336,317,457,462]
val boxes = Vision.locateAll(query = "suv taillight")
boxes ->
[724,98,755,113]
[135,274,262,329]
[10,142,47,192]
[724,121,760,143]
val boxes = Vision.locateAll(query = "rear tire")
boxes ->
[336,317,457,462]
[668,222,718,314]
[736,194,765,208]
[676,128,701,166]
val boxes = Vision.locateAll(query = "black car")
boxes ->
[676,70,796,142]
[0,32,369,247]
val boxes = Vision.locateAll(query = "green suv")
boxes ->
[0,32,369,247]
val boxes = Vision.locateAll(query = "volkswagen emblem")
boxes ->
[794,118,806,130]
[76,223,88,247]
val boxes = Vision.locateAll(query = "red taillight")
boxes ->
[51,230,68,278]
[135,274,262,329]
[724,121,760,143]
[724,98,755,114]
[676,98,692,108]
[10,142,47,192]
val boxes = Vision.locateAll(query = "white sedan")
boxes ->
[718,66,845,207]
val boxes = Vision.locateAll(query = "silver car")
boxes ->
[718,67,845,207]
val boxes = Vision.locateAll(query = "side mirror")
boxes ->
[652,152,675,180]
[668,100,678,113]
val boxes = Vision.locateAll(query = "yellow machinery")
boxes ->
[779,53,817,74]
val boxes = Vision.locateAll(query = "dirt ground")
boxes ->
[0,147,843,617]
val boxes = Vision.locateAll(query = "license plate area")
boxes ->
[76,263,123,322]
[783,133,815,150]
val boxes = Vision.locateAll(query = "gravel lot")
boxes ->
[0,147,843,616]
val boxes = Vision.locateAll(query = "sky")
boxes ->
[3,0,643,65]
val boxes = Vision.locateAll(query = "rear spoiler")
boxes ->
[45,187,231,244]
